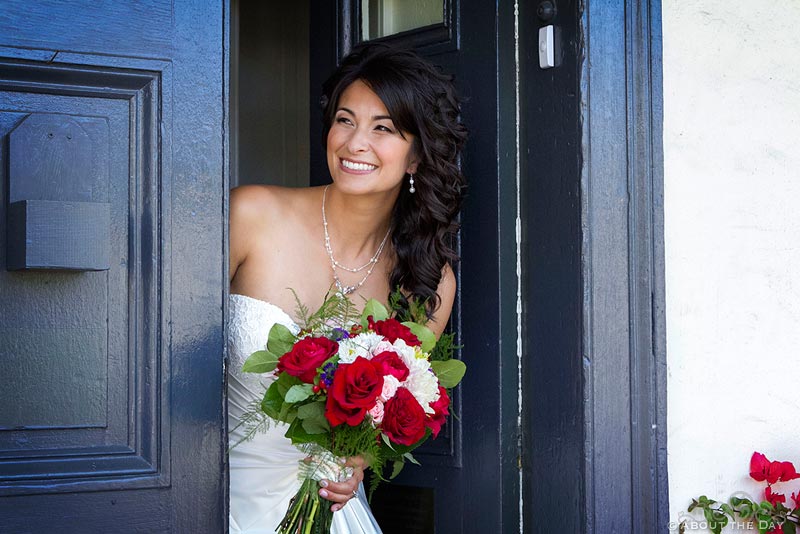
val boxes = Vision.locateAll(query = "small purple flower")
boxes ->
[321,362,336,387]
[331,328,350,341]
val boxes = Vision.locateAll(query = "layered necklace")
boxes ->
[322,185,391,295]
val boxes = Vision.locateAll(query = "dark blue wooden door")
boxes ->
[0,1,227,532]
[310,2,520,533]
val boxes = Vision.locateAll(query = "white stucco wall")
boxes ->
[664,1,800,531]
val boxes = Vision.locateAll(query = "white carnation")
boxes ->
[337,337,370,364]
[403,368,440,414]
[392,338,425,370]
[337,333,385,363]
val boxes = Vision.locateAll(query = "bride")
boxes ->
[227,43,467,533]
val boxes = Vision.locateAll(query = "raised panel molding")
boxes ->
[0,51,173,495]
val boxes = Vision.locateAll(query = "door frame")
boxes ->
[224,0,669,532]
[521,0,668,532]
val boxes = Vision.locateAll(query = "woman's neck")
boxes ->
[321,185,398,262]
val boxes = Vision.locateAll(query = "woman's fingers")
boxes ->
[318,467,363,512]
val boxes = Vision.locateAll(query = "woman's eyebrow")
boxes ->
[336,107,393,122]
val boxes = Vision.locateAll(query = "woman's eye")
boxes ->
[375,125,394,133]
[336,117,353,125]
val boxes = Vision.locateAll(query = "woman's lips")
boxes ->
[339,158,378,174]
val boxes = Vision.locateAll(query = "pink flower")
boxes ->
[380,375,400,402]
[368,400,385,425]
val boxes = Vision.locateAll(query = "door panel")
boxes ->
[310,2,520,532]
[0,2,226,531]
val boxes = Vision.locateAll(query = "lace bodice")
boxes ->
[228,293,300,392]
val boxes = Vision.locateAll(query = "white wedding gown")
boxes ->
[228,293,383,534]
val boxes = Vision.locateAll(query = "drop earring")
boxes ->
[408,173,415,194]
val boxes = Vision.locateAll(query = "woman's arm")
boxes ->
[425,263,456,338]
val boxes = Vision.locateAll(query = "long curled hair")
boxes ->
[321,43,468,319]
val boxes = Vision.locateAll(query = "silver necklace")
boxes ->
[322,185,391,295]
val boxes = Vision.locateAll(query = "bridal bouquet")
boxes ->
[240,290,466,534]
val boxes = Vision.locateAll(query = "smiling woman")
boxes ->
[227,43,467,534]
[326,79,418,198]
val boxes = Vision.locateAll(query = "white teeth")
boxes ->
[341,159,376,171]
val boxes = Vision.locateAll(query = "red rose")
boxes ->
[325,357,384,427]
[426,386,450,438]
[371,350,409,381]
[368,316,421,346]
[382,387,427,446]
[277,336,338,383]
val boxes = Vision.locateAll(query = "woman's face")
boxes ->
[326,80,417,196]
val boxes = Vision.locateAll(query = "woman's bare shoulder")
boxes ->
[230,184,320,226]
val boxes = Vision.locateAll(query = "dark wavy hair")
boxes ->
[321,43,468,319]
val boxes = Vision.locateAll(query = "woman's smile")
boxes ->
[339,158,378,174]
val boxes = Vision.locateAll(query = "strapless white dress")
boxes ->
[228,293,383,534]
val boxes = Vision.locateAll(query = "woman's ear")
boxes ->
[406,157,419,175]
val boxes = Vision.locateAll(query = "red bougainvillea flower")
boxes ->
[367,316,421,346]
[750,452,800,484]
[765,486,786,507]
[751,452,771,482]
[775,461,800,482]
[791,490,800,509]
[766,525,784,534]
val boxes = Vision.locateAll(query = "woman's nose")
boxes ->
[346,127,370,153]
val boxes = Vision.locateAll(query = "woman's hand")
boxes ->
[317,456,367,512]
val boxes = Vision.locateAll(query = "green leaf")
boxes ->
[390,459,404,479]
[241,350,279,373]
[739,504,752,518]
[784,521,797,534]
[297,401,329,434]
[703,507,715,523]
[403,452,420,466]
[720,503,734,518]
[284,418,329,448]
[275,372,301,396]
[261,383,284,420]
[285,384,314,403]
[430,359,467,388]
[380,432,396,452]
[267,323,296,357]
[362,299,390,325]
[730,496,742,507]
[403,322,436,353]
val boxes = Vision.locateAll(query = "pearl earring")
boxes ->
[409,173,415,194]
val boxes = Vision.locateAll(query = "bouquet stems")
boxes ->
[277,477,333,534]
